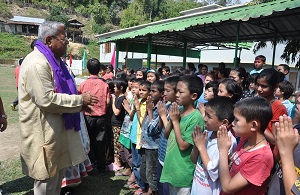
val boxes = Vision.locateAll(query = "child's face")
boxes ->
[150,85,162,104]
[249,82,256,91]
[232,108,252,137]
[204,106,223,131]
[147,73,156,83]
[139,85,150,99]
[254,58,264,70]
[204,75,213,85]
[256,78,273,98]
[128,80,133,89]
[277,66,288,75]
[162,69,169,75]
[218,83,232,98]
[274,87,282,98]
[175,81,194,106]
[164,83,176,103]
[113,84,121,96]
[204,87,214,101]
[136,71,143,79]
[229,71,242,86]
[131,82,140,96]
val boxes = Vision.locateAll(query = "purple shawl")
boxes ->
[35,40,81,131]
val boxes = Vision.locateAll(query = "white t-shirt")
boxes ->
[191,131,237,195]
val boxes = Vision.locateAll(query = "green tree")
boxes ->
[46,6,69,25]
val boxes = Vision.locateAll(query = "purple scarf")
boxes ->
[35,40,81,131]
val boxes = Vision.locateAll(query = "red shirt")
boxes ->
[266,100,287,132]
[220,138,274,195]
[102,72,114,80]
[78,75,110,117]
[15,65,21,88]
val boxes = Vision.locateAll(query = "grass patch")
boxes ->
[0,66,19,124]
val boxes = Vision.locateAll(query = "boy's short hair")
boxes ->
[278,64,290,75]
[179,75,203,99]
[234,97,273,133]
[205,81,219,97]
[127,74,136,81]
[249,73,259,83]
[205,96,234,124]
[87,58,100,75]
[164,75,180,90]
[132,78,144,85]
[140,80,151,91]
[152,80,165,93]
[114,78,128,93]
[116,71,127,79]
[278,80,294,99]
[106,64,114,71]
[255,55,266,63]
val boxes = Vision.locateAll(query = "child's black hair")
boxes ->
[174,67,191,76]
[256,68,284,91]
[137,67,148,80]
[205,81,219,98]
[255,55,266,63]
[140,80,151,91]
[162,66,170,74]
[179,75,203,99]
[218,68,229,79]
[234,97,273,133]
[152,80,165,93]
[278,64,290,75]
[164,75,180,91]
[116,71,127,79]
[106,64,114,71]
[114,78,128,93]
[248,73,259,84]
[205,96,234,124]
[278,80,294,100]
[132,78,144,85]
[127,74,136,81]
[19,58,24,66]
[220,78,242,103]
[87,58,100,75]
[106,79,115,94]
[231,66,249,89]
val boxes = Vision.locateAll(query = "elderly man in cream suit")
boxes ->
[18,21,98,195]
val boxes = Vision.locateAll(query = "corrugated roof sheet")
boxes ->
[99,0,300,47]
[8,16,45,25]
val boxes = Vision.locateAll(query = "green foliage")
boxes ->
[120,1,149,28]
[46,6,70,25]
[0,1,13,20]
[158,0,200,19]
[89,3,110,25]
[0,33,32,60]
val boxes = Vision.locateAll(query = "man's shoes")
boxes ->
[10,104,16,111]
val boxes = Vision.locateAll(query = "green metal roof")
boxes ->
[98,0,300,49]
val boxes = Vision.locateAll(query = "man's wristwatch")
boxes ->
[1,114,7,119]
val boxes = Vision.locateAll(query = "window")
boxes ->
[105,42,111,53]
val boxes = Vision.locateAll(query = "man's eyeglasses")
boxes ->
[52,36,69,43]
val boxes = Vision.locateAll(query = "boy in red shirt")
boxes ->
[217,97,274,195]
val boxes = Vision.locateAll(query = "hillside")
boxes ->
[0,2,99,61]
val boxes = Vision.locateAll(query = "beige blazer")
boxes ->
[19,49,86,180]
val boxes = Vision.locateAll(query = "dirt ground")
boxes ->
[0,123,21,161]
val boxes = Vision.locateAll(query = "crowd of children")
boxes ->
[74,55,300,195]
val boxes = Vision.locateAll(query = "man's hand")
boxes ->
[81,92,99,106]
[0,117,7,132]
